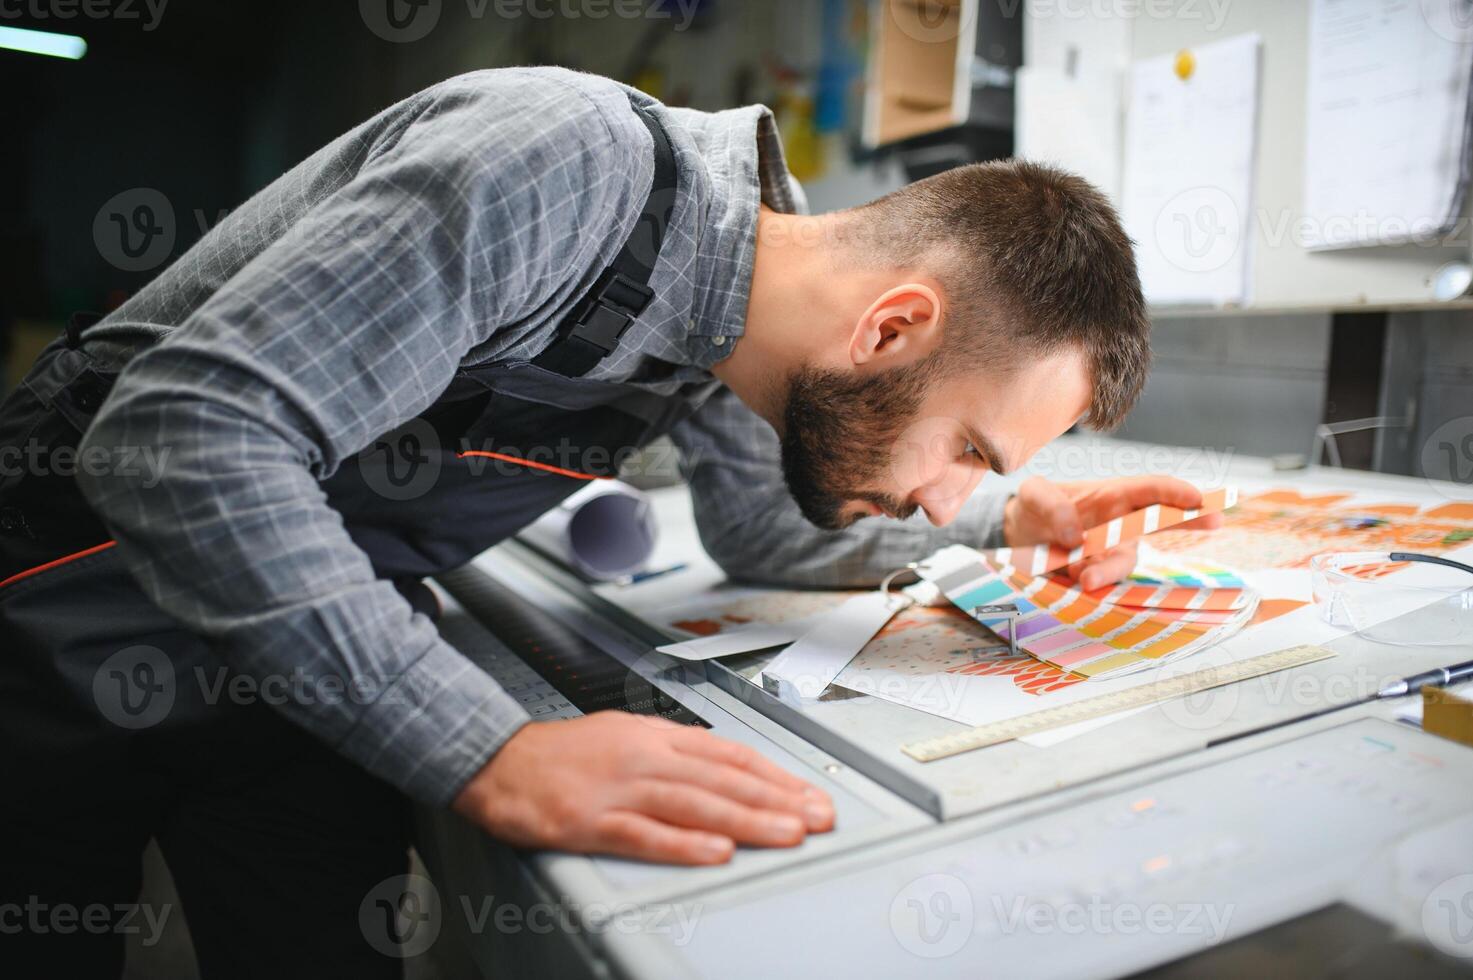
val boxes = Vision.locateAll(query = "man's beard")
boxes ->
[779,361,935,531]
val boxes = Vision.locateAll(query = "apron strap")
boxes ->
[64,311,105,350]
[530,97,677,379]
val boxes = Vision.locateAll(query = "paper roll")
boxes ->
[518,480,657,581]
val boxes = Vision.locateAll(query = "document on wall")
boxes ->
[1301,0,1473,250]
[1015,65,1125,204]
[1120,33,1262,307]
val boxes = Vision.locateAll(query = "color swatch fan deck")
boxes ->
[917,544,1259,679]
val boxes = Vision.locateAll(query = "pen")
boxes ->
[1209,657,1473,749]
[622,563,688,585]
[1376,659,1473,698]
[1369,555,1473,698]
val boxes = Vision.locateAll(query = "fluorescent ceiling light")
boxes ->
[0,25,88,60]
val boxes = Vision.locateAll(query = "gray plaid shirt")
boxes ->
[78,68,1009,806]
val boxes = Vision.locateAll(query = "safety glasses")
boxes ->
[1310,551,1473,646]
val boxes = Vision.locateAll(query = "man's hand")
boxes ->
[452,711,835,866]
[1002,476,1224,590]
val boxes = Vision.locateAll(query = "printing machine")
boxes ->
[411,439,1473,978]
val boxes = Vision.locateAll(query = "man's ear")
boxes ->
[848,282,943,367]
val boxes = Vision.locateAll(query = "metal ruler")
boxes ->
[901,644,1336,762]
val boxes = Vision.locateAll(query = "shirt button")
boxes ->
[712,335,727,346]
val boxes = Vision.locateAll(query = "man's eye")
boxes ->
[963,442,980,458]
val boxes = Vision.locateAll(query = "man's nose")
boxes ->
[911,465,984,527]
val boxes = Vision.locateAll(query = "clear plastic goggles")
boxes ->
[1309,551,1473,646]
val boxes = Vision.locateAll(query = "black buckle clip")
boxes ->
[569,269,654,355]
[65,311,104,350]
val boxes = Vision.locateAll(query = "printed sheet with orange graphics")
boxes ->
[654,487,1473,743]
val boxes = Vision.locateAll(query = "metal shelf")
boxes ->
[1151,299,1473,320]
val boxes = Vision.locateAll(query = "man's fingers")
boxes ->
[1013,476,1218,550]
[1070,476,1207,527]
[1074,515,1220,590]
[1059,553,1105,589]
[589,810,735,866]
[1064,543,1139,591]
[465,714,823,869]
[1115,476,1206,510]
[627,780,807,848]
[1176,513,1224,532]
[670,729,815,796]
[658,754,833,832]
[1018,476,1083,547]
[1079,546,1139,590]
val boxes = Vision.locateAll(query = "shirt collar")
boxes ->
[660,103,797,370]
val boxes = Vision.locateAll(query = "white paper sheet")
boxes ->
[1021,0,1132,76]
[1301,0,1473,250]
[836,484,1473,738]
[1016,705,1151,747]
[656,618,817,661]
[646,479,1472,748]
[1120,33,1261,306]
[1015,65,1124,203]
[760,592,911,702]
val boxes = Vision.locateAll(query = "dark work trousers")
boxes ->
[0,339,411,979]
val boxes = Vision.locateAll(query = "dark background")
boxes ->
[3,1,769,321]
[6,3,374,322]
[9,1,1465,477]
[2,0,888,383]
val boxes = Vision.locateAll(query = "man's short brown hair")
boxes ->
[843,160,1150,429]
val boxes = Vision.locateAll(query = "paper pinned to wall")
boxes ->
[1020,2,1132,77]
[1015,65,1124,203]
[1301,0,1473,250]
[1120,32,1262,307]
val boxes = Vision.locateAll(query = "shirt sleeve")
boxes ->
[76,74,646,806]
[668,386,1011,588]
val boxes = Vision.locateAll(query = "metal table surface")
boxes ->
[411,437,1473,978]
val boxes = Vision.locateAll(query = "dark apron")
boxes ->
[0,95,686,973]
[0,95,683,799]
[0,337,680,782]
[0,333,691,977]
